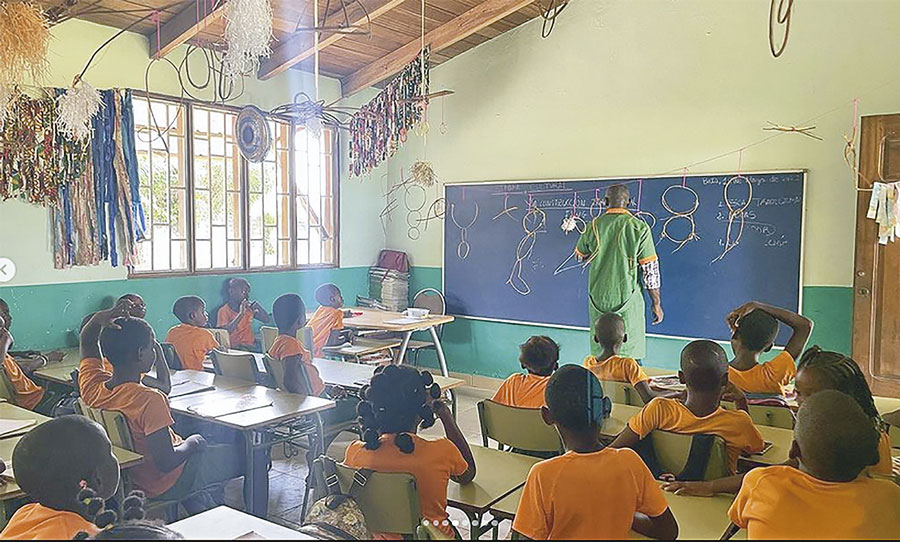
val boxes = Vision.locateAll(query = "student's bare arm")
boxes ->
[662,473,745,497]
[632,508,678,540]
[140,342,171,395]
[434,401,476,484]
[282,354,304,394]
[249,301,271,324]
[648,288,664,325]
[145,428,205,472]
[11,354,45,373]
[635,381,657,405]
[609,427,642,449]
[221,307,249,333]
[80,304,132,360]
[736,301,813,360]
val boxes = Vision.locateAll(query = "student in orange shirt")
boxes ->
[583,312,655,404]
[512,365,678,540]
[727,301,813,396]
[726,390,900,539]
[79,302,261,515]
[165,296,221,371]
[307,283,352,357]
[345,365,476,538]
[0,415,120,540]
[610,340,765,474]
[0,300,57,415]
[216,278,270,351]
[492,336,559,409]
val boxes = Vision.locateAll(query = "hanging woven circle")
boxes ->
[411,160,437,187]
[236,105,270,162]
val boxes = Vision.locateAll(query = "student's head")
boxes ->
[518,336,560,377]
[593,313,626,353]
[792,389,880,482]
[357,365,441,454]
[13,416,120,511]
[795,346,882,427]
[99,319,156,373]
[0,297,10,328]
[542,365,611,435]
[604,184,630,208]
[679,340,729,393]
[117,294,146,319]
[172,296,208,327]
[314,283,343,308]
[73,490,183,540]
[272,294,306,334]
[731,309,778,354]
[224,278,250,304]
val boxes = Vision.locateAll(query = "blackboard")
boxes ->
[443,172,805,343]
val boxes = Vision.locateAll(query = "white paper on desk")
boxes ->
[186,395,273,418]
[235,531,266,540]
[168,382,216,399]
[0,419,36,439]
[322,342,353,351]
[384,317,429,325]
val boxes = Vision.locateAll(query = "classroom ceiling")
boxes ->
[38,0,545,96]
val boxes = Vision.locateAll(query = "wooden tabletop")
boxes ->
[875,396,900,416]
[0,403,51,437]
[343,308,455,332]
[0,436,143,502]
[313,359,465,392]
[323,338,403,357]
[447,444,540,513]
[168,505,315,540]
[172,370,258,392]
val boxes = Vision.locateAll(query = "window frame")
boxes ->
[129,91,341,278]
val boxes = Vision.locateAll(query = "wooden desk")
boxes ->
[0,403,51,438]
[168,506,314,540]
[447,445,540,540]
[172,370,258,393]
[323,338,402,363]
[875,396,900,416]
[601,403,641,437]
[313,359,465,393]
[33,361,80,386]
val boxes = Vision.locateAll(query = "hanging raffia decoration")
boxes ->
[411,160,437,187]
[222,0,274,80]
[55,79,102,141]
[0,2,50,85]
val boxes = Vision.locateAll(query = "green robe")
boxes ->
[575,210,657,359]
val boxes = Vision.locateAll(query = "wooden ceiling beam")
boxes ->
[340,0,534,97]
[258,0,405,81]
[148,0,227,59]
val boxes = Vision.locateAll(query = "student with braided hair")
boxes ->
[74,488,183,540]
[344,365,476,538]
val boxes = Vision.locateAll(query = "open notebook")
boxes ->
[168,381,215,399]
[0,419,36,439]
[186,395,273,418]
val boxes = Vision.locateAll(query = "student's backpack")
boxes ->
[301,458,372,540]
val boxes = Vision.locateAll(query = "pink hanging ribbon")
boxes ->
[637,179,644,211]
[682,167,688,188]
[152,10,161,57]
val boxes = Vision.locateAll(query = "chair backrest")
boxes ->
[159,342,183,371]
[78,400,136,451]
[889,424,900,448]
[649,430,730,481]
[297,326,315,354]
[412,288,446,316]
[477,399,564,453]
[210,350,260,383]
[311,456,421,536]
[262,354,314,395]
[721,402,795,429]
[600,380,644,407]
[209,328,231,349]
[261,326,279,353]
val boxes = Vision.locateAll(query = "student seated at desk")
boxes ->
[0,415,120,540]
[725,390,900,539]
[492,336,559,409]
[0,299,59,415]
[512,365,678,540]
[0,298,65,370]
[344,365,476,539]
[79,302,258,515]
[165,296,221,371]
[216,278,269,351]
[583,313,655,404]
[726,301,813,396]
[610,340,765,474]
[307,283,352,358]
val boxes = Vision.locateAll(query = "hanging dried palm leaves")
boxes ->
[0,2,50,85]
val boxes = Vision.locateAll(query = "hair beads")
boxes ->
[74,488,148,539]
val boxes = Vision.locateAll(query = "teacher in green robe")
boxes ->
[574,184,664,359]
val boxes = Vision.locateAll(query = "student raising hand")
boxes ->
[80,301,136,362]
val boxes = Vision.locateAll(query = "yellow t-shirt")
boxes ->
[78,357,184,497]
[728,351,796,395]
[268,334,324,396]
[628,397,765,473]
[513,448,669,540]
[216,304,255,347]
[0,503,99,540]
[728,465,900,539]
[873,430,894,478]
[344,434,468,538]
[491,373,551,409]
[2,354,44,411]
[584,355,650,386]
[165,324,219,371]
[307,306,344,358]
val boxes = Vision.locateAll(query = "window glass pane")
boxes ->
[294,126,336,266]
[248,120,291,269]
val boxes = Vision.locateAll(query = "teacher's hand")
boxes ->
[651,303,664,325]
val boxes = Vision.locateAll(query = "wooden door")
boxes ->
[852,114,900,397]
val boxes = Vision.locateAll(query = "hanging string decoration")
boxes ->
[539,0,569,39]
[507,198,546,296]
[712,174,753,263]
[0,2,50,85]
[349,48,430,177]
[222,0,274,80]
[411,160,438,187]
[450,200,478,260]
[660,173,701,253]
[55,79,103,141]
[762,120,822,141]
[768,0,794,58]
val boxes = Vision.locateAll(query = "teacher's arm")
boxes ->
[638,227,664,325]
[574,219,596,261]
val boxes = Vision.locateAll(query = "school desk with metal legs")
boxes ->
[168,505,315,540]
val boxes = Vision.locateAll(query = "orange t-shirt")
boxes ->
[165,324,220,371]
[584,355,651,386]
[491,373,551,409]
[728,351,796,395]
[0,503,99,540]
[217,304,254,347]
[513,448,669,540]
[873,430,893,477]
[2,354,44,410]
[344,435,467,538]
[268,334,325,396]
[307,306,344,357]
[78,357,184,498]
[728,465,900,539]
[628,397,765,473]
